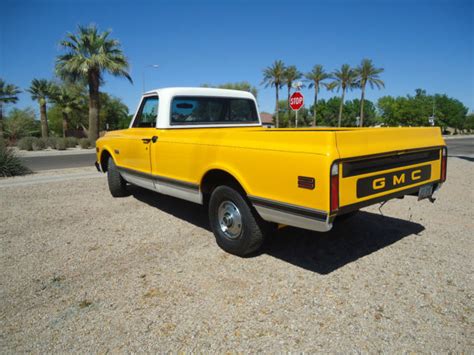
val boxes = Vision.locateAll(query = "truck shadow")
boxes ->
[130,186,425,274]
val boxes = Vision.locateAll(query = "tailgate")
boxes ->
[334,127,446,210]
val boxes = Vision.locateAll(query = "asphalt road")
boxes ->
[445,137,474,158]
[19,137,473,172]
[21,153,97,172]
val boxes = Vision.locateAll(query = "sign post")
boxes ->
[290,91,304,128]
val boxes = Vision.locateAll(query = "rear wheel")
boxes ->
[107,157,128,197]
[209,185,266,256]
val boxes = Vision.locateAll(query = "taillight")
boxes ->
[441,147,447,182]
[330,162,339,212]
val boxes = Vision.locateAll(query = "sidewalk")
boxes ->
[442,134,473,140]
[14,147,96,157]
[0,167,102,188]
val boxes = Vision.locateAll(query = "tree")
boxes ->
[262,60,286,128]
[355,59,384,127]
[283,65,303,127]
[201,82,258,98]
[56,25,132,141]
[27,79,55,138]
[433,94,468,133]
[329,64,358,127]
[98,92,129,131]
[305,65,331,126]
[0,79,21,137]
[49,84,84,137]
[3,108,39,141]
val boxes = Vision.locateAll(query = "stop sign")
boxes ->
[290,91,304,111]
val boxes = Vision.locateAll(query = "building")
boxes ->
[260,112,274,128]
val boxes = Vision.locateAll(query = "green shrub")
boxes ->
[66,137,78,148]
[17,137,35,151]
[79,138,91,149]
[0,137,6,149]
[45,137,57,149]
[31,137,46,151]
[0,145,31,177]
[54,138,67,150]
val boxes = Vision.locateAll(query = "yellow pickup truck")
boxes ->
[95,87,447,256]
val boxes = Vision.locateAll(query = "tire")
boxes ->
[107,157,129,197]
[208,185,266,256]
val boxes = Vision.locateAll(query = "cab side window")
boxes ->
[133,96,158,128]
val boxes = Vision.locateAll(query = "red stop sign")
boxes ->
[290,91,304,111]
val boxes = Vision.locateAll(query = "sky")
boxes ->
[1,0,473,117]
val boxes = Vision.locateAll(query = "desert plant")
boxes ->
[329,64,359,127]
[56,25,132,141]
[31,137,46,151]
[45,136,57,148]
[0,79,21,137]
[262,60,286,128]
[0,144,31,177]
[54,138,67,150]
[66,136,78,148]
[17,136,35,151]
[355,59,384,126]
[305,65,332,126]
[27,79,56,138]
[78,138,91,149]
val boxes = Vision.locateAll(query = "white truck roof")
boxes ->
[136,87,261,129]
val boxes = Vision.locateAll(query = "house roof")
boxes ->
[260,112,274,124]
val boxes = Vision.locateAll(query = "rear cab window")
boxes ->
[170,96,258,125]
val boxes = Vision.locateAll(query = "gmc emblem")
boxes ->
[357,165,431,198]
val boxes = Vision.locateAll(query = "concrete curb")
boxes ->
[442,135,474,140]
[14,147,96,158]
[0,169,103,188]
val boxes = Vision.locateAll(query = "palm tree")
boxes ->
[27,79,55,138]
[283,65,303,127]
[50,84,83,137]
[262,60,286,128]
[56,25,132,141]
[356,59,384,127]
[330,64,358,127]
[305,65,331,127]
[0,79,21,137]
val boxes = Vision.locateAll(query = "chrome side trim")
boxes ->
[248,195,332,232]
[118,167,202,204]
[155,182,202,204]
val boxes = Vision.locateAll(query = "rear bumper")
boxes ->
[334,180,441,217]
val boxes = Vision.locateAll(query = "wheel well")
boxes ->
[100,150,112,172]
[201,169,246,204]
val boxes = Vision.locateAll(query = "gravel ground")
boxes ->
[1,158,472,352]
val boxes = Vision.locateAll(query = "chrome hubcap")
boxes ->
[218,201,242,239]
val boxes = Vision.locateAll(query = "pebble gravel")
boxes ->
[0,158,472,352]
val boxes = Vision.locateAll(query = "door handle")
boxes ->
[142,138,151,144]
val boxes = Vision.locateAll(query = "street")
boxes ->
[19,136,473,172]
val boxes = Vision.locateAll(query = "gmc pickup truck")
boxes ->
[95,87,447,256]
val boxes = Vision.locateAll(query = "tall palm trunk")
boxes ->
[287,85,292,128]
[88,70,100,141]
[40,101,49,138]
[359,84,366,127]
[338,88,346,127]
[275,86,280,128]
[62,112,69,138]
[313,85,319,127]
